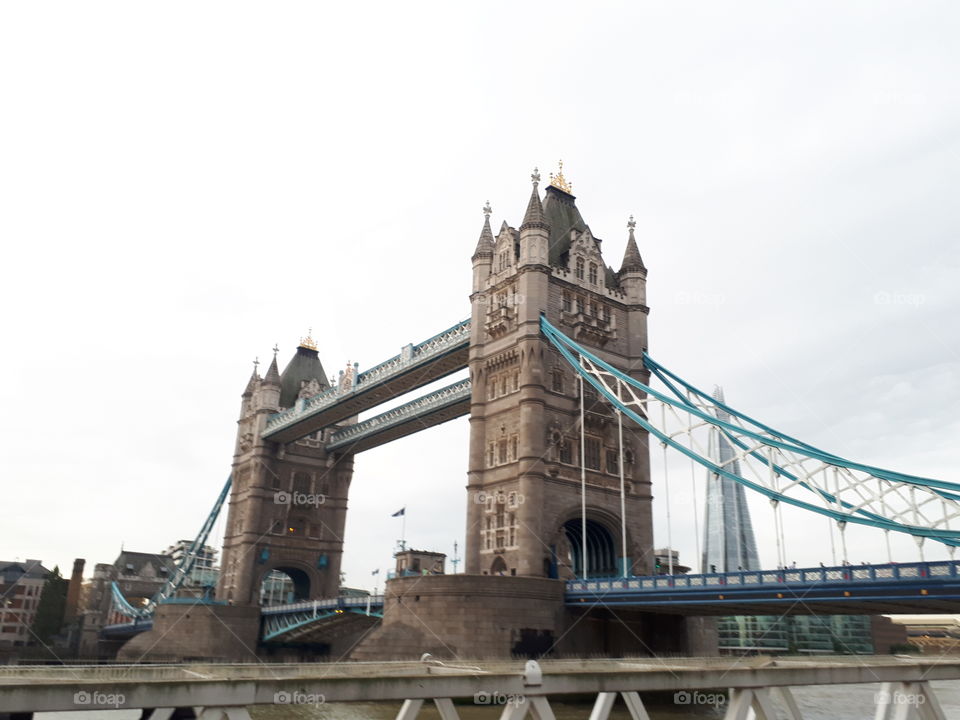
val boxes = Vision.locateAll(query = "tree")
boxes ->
[30,565,68,645]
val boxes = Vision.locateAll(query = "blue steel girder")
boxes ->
[539,314,960,547]
[325,379,470,454]
[263,319,470,444]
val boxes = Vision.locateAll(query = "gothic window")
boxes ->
[585,437,601,470]
[508,514,516,546]
[625,449,635,478]
[589,263,598,285]
[487,442,495,467]
[576,257,585,280]
[509,436,518,462]
[498,439,508,464]
[559,439,573,465]
[499,251,510,271]
[575,296,584,314]
[508,491,519,509]
[551,369,564,394]
[292,472,311,495]
[602,305,610,323]
[590,301,598,317]
[271,520,284,535]
[562,292,572,312]
[606,449,619,475]
[487,378,496,400]
[499,377,507,395]
[512,371,520,392]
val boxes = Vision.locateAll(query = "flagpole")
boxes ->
[402,509,407,551]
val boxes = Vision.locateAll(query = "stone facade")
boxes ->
[117,604,260,663]
[351,574,566,660]
[217,340,355,605]
[465,175,654,580]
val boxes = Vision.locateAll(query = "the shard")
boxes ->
[702,386,761,573]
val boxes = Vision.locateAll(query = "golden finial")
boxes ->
[549,160,572,194]
[299,328,318,351]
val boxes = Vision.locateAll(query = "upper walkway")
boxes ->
[263,319,470,443]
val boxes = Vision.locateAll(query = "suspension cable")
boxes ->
[688,398,702,573]
[768,446,783,569]
[579,364,588,580]
[617,408,628,578]
[661,403,674,576]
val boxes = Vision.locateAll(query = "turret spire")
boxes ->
[263,345,281,386]
[520,168,547,231]
[472,201,495,259]
[243,358,260,396]
[619,214,646,273]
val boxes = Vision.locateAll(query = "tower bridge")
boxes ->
[102,167,960,663]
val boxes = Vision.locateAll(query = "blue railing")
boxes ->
[565,561,960,597]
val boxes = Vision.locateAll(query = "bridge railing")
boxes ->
[263,319,470,437]
[565,560,960,595]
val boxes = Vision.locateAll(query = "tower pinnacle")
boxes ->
[619,215,646,274]
[520,169,547,231]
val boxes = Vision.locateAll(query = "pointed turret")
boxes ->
[263,349,281,386]
[618,215,647,306]
[472,201,495,260]
[243,360,260,397]
[618,216,646,273]
[519,168,550,268]
[520,169,547,231]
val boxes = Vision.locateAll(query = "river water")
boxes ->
[35,682,960,719]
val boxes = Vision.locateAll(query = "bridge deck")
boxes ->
[567,560,960,615]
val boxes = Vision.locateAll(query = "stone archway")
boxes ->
[562,517,618,577]
[490,556,508,576]
[258,566,311,606]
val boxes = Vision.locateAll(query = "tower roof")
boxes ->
[542,184,588,265]
[619,216,646,273]
[279,344,330,408]
[242,363,260,396]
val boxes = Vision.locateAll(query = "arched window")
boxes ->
[575,257,585,280]
[589,263,598,285]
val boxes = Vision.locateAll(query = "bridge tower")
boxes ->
[217,336,355,605]
[465,167,654,579]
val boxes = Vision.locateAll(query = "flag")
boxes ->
[371,568,380,576]
[392,507,405,517]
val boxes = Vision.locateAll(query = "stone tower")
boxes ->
[217,335,355,605]
[464,167,654,579]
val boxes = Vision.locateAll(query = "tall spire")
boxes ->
[472,201,495,259]
[520,168,548,231]
[619,215,646,273]
[263,344,281,386]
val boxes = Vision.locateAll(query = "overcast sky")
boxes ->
[1,2,958,592]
